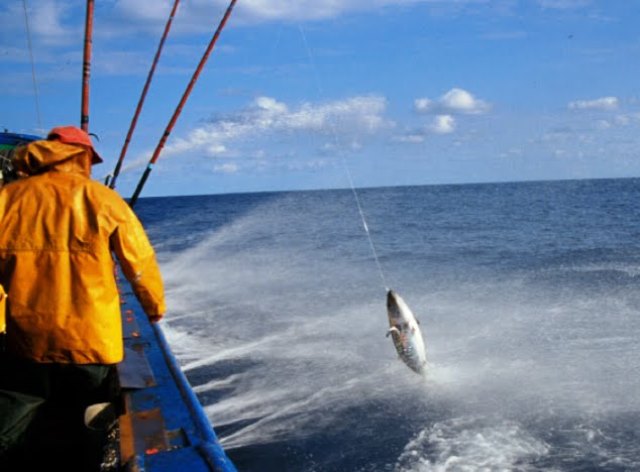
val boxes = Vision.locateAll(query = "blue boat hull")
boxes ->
[116,277,236,471]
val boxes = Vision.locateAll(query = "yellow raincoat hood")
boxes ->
[0,140,165,364]
[12,140,92,177]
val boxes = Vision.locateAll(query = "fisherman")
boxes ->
[0,126,166,469]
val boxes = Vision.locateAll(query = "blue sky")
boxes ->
[2,0,640,197]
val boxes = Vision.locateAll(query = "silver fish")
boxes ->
[386,289,427,375]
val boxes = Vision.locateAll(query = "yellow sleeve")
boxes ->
[110,202,166,320]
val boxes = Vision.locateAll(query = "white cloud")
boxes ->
[396,134,426,143]
[255,96,288,115]
[214,163,239,174]
[414,98,433,113]
[568,96,619,111]
[589,112,636,131]
[440,88,490,114]
[0,0,500,49]
[401,89,486,144]
[114,0,175,23]
[415,88,490,115]
[429,115,456,134]
[395,114,456,143]
[537,0,591,10]
[208,144,228,155]
[1,0,597,54]
[234,0,492,22]
[162,95,390,159]
[106,0,421,28]
[236,0,347,22]
[401,88,491,144]
[101,0,537,28]
[0,0,76,46]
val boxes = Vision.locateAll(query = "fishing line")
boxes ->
[298,26,388,292]
[21,0,42,130]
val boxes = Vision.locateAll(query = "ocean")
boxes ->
[135,178,640,471]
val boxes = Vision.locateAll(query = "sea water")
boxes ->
[135,178,640,471]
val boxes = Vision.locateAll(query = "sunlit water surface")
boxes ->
[136,179,640,471]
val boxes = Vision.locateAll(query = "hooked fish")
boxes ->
[386,289,427,375]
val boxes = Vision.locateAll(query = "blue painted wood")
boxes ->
[119,286,236,472]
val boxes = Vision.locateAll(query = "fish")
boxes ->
[386,289,427,375]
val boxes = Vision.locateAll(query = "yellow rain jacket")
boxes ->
[0,140,166,364]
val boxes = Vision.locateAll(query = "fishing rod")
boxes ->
[80,0,94,131]
[108,0,181,190]
[128,0,238,208]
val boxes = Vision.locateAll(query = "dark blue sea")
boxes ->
[135,178,640,471]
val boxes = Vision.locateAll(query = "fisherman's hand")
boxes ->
[148,313,163,323]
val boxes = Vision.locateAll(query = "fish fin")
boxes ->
[386,326,400,338]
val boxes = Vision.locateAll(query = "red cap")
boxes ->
[47,126,103,164]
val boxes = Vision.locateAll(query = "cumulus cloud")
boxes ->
[414,88,490,115]
[429,115,456,134]
[399,89,486,143]
[162,95,390,161]
[568,96,619,111]
[441,88,490,114]
[395,114,456,143]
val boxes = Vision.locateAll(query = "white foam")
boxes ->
[152,194,640,466]
[395,417,551,472]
